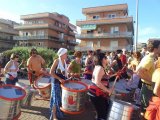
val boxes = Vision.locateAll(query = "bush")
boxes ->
[2,47,57,68]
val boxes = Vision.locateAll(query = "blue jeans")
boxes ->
[5,77,18,85]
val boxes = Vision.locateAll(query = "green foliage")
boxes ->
[3,47,57,68]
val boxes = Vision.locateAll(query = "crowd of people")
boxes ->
[0,39,160,120]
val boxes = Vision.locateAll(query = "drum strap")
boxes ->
[88,85,108,98]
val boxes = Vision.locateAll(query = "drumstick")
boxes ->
[109,75,119,96]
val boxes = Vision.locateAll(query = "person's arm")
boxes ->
[4,61,11,73]
[153,69,160,97]
[67,61,73,73]
[19,59,25,68]
[39,56,46,68]
[50,59,65,83]
[94,67,110,94]
[136,67,152,82]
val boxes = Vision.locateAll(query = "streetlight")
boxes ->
[135,0,139,52]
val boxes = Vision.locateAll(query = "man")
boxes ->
[136,40,160,112]
[145,56,160,120]
[27,48,45,85]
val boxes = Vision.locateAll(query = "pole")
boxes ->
[135,0,139,52]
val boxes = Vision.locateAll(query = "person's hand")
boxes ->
[59,79,65,84]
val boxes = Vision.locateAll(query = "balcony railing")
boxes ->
[13,35,65,42]
[14,23,66,33]
[76,32,133,39]
[76,16,133,26]
[14,23,49,30]
[75,45,131,51]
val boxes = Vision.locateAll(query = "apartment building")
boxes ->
[76,4,134,51]
[0,18,19,52]
[14,12,77,50]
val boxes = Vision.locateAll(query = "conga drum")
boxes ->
[34,75,52,99]
[0,85,26,120]
[60,81,88,114]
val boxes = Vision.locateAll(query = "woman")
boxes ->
[49,48,68,120]
[4,53,19,85]
[84,50,94,80]
[67,51,82,79]
[127,51,142,105]
[145,56,160,120]
[88,52,111,120]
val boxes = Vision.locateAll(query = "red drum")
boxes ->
[34,75,51,99]
[0,85,26,120]
[60,81,88,114]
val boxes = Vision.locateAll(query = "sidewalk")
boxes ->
[18,79,96,120]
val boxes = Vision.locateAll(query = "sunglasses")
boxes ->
[15,56,19,58]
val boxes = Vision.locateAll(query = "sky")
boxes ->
[0,0,160,43]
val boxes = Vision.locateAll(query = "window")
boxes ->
[37,30,44,36]
[107,14,116,19]
[93,15,99,20]
[111,26,119,33]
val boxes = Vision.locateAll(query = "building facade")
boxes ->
[76,4,134,51]
[0,19,19,52]
[14,12,77,50]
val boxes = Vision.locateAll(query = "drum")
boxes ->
[107,100,140,120]
[16,82,37,106]
[60,81,88,114]
[0,85,26,120]
[34,75,52,99]
[111,79,134,102]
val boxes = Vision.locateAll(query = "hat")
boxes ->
[57,48,67,57]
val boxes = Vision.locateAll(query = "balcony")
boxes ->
[14,23,49,30]
[69,31,75,36]
[0,28,18,35]
[14,23,66,33]
[13,35,65,42]
[76,16,133,26]
[76,32,133,39]
[69,40,79,45]
[21,13,69,25]
[75,45,131,51]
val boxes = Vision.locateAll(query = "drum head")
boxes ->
[63,81,87,92]
[35,76,51,88]
[0,85,26,101]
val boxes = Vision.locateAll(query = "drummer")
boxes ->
[136,40,160,112]
[49,48,68,120]
[88,52,112,120]
[145,55,160,120]
[67,51,82,80]
[4,53,19,85]
[27,48,46,86]
[84,50,94,80]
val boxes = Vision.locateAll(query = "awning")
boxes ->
[81,24,96,30]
